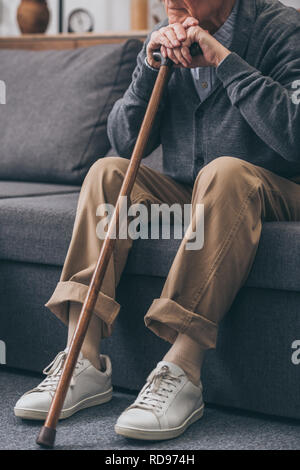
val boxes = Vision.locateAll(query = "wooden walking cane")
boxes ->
[36,43,202,449]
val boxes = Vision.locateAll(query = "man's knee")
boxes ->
[85,156,129,186]
[196,156,256,189]
[193,156,261,206]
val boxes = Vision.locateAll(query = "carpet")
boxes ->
[0,367,299,450]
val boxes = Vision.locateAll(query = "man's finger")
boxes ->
[167,47,179,65]
[148,31,166,50]
[185,25,203,45]
[181,46,192,64]
[163,28,181,48]
[161,45,167,59]
[158,31,173,49]
[173,47,189,67]
[171,23,187,42]
[182,17,199,28]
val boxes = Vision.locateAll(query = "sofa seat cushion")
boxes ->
[0,181,80,199]
[0,192,79,266]
[0,40,142,185]
[0,189,299,292]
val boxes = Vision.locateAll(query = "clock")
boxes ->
[68,8,94,33]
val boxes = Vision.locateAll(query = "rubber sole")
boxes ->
[115,404,204,441]
[14,387,113,421]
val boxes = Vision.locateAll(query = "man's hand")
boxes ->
[147,22,231,69]
[147,17,199,69]
[181,26,231,68]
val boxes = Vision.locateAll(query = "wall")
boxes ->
[0,0,299,36]
[0,0,131,36]
[284,0,300,6]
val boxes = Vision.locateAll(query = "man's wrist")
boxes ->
[215,48,231,68]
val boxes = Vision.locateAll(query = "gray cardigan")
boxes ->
[108,0,300,185]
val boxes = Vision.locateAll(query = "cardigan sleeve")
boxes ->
[217,27,300,163]
[107,34,165,159]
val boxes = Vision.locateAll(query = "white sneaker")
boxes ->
[14,349,113,421]
[115,361,204,441]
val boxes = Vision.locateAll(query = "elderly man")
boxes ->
[15,0,300,441]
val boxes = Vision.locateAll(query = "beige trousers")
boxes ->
[46,156,300,350]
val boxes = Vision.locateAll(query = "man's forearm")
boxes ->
[107,45,163,159]
[217,52,300,163]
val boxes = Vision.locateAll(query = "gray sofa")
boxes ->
[0,39,299,421]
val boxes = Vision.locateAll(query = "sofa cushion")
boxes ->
[0,189,299,293]
[0,192,79,266]
[0,40,142,185]
[0,181,80,199]
[2,262,300,420]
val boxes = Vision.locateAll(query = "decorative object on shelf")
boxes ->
[68,8,94,33]
[149,0,166,26]
[131,0,148,30]
[17,0,50,34]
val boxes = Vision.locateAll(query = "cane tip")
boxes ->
[36,426,56,448]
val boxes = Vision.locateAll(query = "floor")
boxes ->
[1,367,299,450]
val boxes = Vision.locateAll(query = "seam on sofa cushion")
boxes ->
[0,189,80,200]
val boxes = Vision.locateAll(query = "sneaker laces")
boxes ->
[30,351,84,394]
[130,365,183,414]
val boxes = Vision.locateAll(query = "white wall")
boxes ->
[0,0,131,36]
[284,0,300,6]
[0,0,299,36]
[62,0,131,32]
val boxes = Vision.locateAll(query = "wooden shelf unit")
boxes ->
[0,32,148,51]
